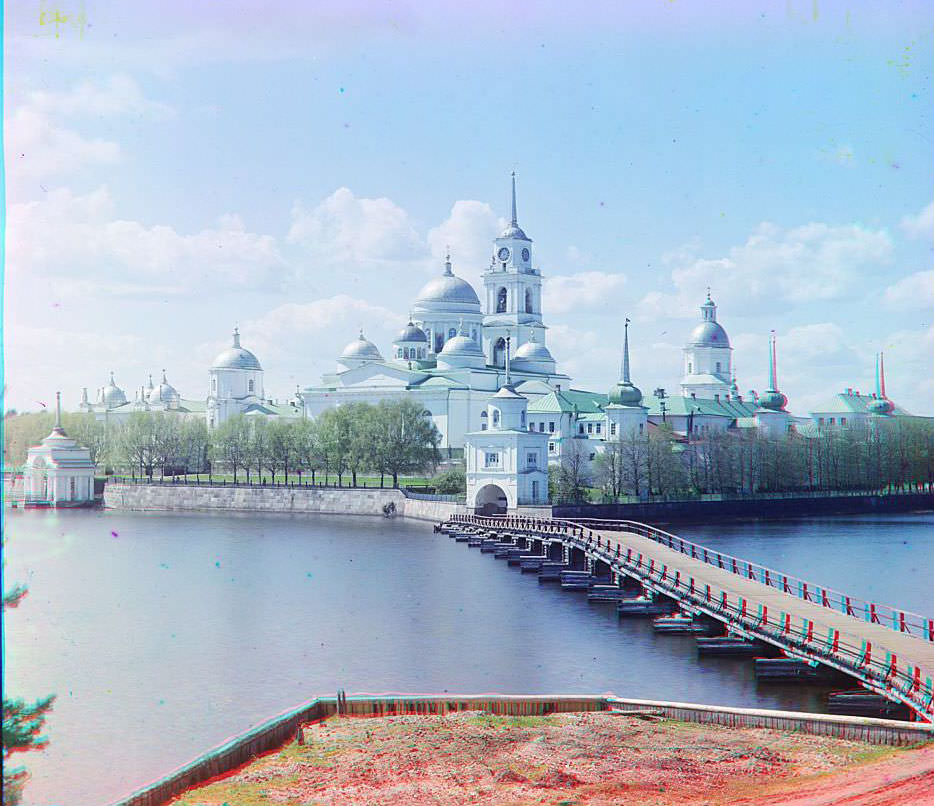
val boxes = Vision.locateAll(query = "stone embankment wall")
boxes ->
[103,483,465,521]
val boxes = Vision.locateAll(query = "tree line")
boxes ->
[552,419,934,503]
[3,400,443,488]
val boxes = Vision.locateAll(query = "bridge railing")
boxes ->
[446,513,934,722]
[550,516,933,643]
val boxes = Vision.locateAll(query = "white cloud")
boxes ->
[287,187,425,267]
[8,187,289,294]
[427,200,503,288]
[6,106,122,180]
[639,221,892,318]
[26,74,175,120]
[883,270,934,310]
[900,201,934,239]
[230,295,405,384]
[6,75,173,185]
[544,271,627,315]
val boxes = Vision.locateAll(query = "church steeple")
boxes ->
[608,318,643,406]
[757,331,788,411]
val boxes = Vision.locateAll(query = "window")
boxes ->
[448,328,456,340]
[716,361,721,373]
[497,287,507,313]
[397,347,403,358]
[578,424,584,434]
[527,452,537,467]
[525,289,533,313]
[493,337,506,367]
[485,452,499,467]
[548,442,556,453]
[481,423,487,431]
[472,328,478,342]
[639,423,644,434]
[492,409,500,426]
[532,480,539,500]
[69,477,76,499]
[548,421,555,432]
[589,453,596,461]
[248,379,255,393]
[610,423,617,436]
[829,417,836,425]
[538,422,545,432]
[587,423,593,434]
[841,417,847,426]
[595,423,601,434]
[435,333,444,353]
[520,411,526,428]
[211,378,217,392]
[818,417,825,425]
[688,362,693,374]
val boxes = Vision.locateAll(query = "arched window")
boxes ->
[404,347,410,360]
[248,379,255,393]
[520,411,526,428]
[492,409,500,426]
[496,287,507,313]
[212,378,216,392]
[471,328,478,342]
[525,289,533,314]
[434,332,444,353]
[493,337,506,367]
[397,347,403,358]
[448,327,456,340]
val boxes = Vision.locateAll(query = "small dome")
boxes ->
[341,330,383,362]
[212,328,263,370]
[499,223,530,241]
[102,373,127,408]
[688,320,731,348]
[868,397,894,415]
[609,382,643,407]
[757,389,788,412]
[414,256,481,309]
[514,338,554,363]
[395,321,427,344]
[439,333,483,358]
[148,371,180,405]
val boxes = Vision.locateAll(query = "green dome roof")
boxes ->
[608,381,643,406]
[868,397,894,415]
[757,389,787,411]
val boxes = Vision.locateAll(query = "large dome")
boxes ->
[340,331,383,362]
[414,256,481,310]
[757,389,787,412]
[609,381,643,407]
[212,329,262,370]
[514,338,553,362]
[688,320,731,348]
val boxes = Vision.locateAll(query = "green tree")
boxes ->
[3,580,55,806]
[210,415,251,482]
[374,399,441,487]
[430,466,466,494]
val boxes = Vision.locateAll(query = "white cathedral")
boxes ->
[77,176,920,462]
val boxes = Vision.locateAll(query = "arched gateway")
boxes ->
[473,483,508,515]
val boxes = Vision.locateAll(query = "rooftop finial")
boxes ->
[511,172,518,227]
[233,326,241,348]
[162,369,167,383]
[622,318,632,384]
[443,248,453,276]
[505,334,512,386]
[359,327,365,340]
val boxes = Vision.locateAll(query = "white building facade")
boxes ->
[465,382,549,513]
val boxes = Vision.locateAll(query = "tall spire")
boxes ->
[877,352,888,399]
[511,171,518,226]
[622,318,632,383]
[768,330,778,391]
[55,391,62,429]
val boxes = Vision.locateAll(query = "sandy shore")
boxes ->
[171,711,934,806]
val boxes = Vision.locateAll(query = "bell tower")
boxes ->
[482,173,546,366]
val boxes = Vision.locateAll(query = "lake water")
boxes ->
[4,508,933,806]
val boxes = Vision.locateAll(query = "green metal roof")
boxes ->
[527,388,608,414]
[642,394,758,419]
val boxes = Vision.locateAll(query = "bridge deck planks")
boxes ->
[599,529,934,683]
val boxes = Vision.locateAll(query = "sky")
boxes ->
[3,0,933,416]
